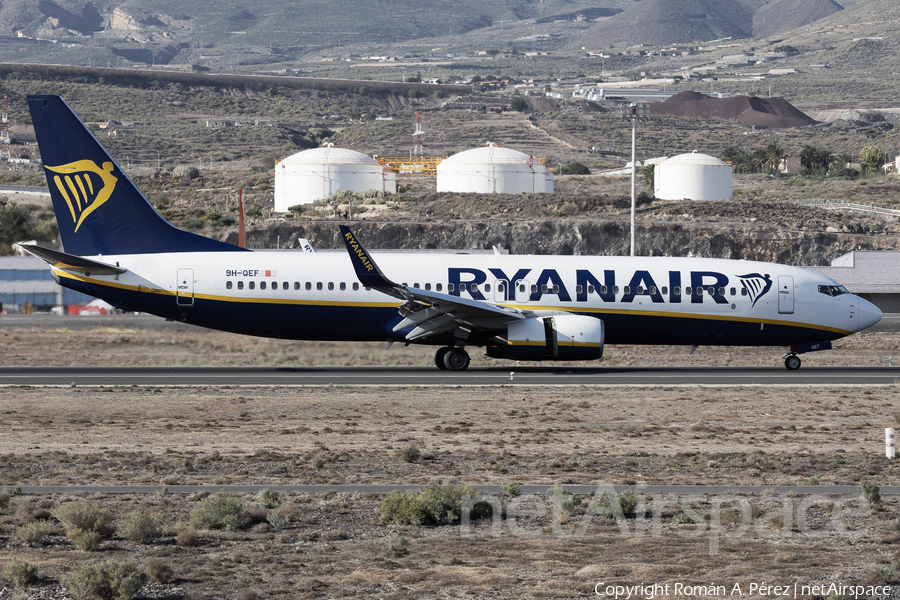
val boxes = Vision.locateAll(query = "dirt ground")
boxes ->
[2,326,900,599]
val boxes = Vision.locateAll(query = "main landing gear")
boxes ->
[435,347,470,371]
[784,353,801,370]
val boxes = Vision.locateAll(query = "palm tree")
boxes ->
[765,143,785,174]
[751,149,769,173]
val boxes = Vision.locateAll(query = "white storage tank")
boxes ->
[437,143,553,194]
[653,151,732,201]
[274,144,397,211]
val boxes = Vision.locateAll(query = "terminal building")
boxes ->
[0,256,94,311]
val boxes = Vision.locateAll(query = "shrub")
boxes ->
[860,482,881,504]
[501,482,521,498]
[388,534,408,555]
[14,520,54,546]
[52,501,113,536]
[560,162,591,175]
[377,484,477,526]
[3,557,38,587]
[181,217,204,230]
[62,560,147,600]
[173,165,200,180]
[400,444,420,463]
[672,512,692,524]
[146,559,174,584]
[116,511,163,543]
[69,528,103,551]
[256,488,283,509]
[589,490,638,517]
[547,484,581,514]
[175,527,198,547]
[266,510,288,530]
[510,98,528,112]
[189,495,248,530]
[287,204,306,215]
[0,488,11,509]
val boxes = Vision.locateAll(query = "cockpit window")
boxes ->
[818,284,849,297]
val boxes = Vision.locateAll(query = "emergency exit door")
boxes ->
[777,275,794,314]
[176,268,194,306]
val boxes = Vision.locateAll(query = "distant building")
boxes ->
[0,256,95,310]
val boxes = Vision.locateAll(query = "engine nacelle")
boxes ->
[487,314,605,362]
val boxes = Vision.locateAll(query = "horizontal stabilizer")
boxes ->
[20,244,127,276]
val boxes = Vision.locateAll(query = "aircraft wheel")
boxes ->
[784,355,801,370]
[443,348,471,371]
[435,347,450,370]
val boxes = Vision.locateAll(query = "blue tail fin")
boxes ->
[28,95,246,256]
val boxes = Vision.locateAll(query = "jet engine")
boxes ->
[487,314,604,362]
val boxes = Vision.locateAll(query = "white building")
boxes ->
[436,143,553,194]
[654,151,732,201]
[274,145,396,211]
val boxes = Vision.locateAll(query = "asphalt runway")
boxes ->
[1,365,899,386]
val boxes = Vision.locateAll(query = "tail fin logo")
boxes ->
[45,160,118,233]
[737,273,773,308]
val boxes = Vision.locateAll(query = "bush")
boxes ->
[53,501,113,537]
[14,520,54,546]
[0,488,11,509]
[860,482,881,504]
[589,490,638,517]
[559,162,591,175]
[547,484,581,514]
[175,527,198,547]
[287,204,307,215]
[3,557,38,587]
[377,483,476,526]
[388,534,408,555]
[510,98,528,112]
[62,560,147,600]
[189,495,248,530]
[181,217,204,230]
[501,482,521,498]
[173,165,200,180]
[266,510,288,530]
[256,488,283,509]
[400,444,420,463]
[146,559,174,584]
[116,511,163,543]
[69,528,103,551]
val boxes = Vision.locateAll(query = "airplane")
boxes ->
[22,94,882,371]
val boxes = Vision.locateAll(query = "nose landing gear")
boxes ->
[784,354,801,370]
[434,347,470,371]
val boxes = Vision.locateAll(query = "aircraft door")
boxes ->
[514,279,530,303]
[176,268,194,306]
[777,275,794,314]
[493,280,509,303]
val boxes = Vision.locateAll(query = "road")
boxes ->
[1,365,899,386]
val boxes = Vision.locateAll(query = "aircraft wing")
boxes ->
[339,225,526,341]
[20,244,127,276]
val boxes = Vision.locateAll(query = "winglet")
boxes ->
[338,225,396,289]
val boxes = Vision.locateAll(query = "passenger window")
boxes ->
[613,286,619,294]
[624,286,631,295]
[541,285,548,293]
[661,286,668,295]
[530,284,537,293]
[650,286,657,295]
[576,285,583,294]
[498,282,506,292]
[471,283,478,292]
[272,281,277,289]
[226,281,233,290]
[673,286,681,296]
[260,281,267,290]
[519,284,526,293]
[448,283,455,292]
[340,282,346,291]
[636,286,643,295]
[414,283,419,288]
[552,285,559,293]
[741,288,748,296]
[599,285,605,294]
[317,282,323,291]
[353,282,359,291]
[294,282,300,290]
[238,281,244,290]
[425,283,432,291]
[485,284,491,292]
[437,283,443,292]
[588,285,595,294]
[460,283,467,292]
[708,286,715,296]
[283,282,289,290]
[328,282,334,291]
[305,282,311,291]
[249,281,255,290]
[717,287,725,296]
[730,287,736,296]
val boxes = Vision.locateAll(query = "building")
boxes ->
[805,251,900,313]
[0,255,95,311]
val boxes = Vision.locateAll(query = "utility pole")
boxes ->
[617,102,650,257]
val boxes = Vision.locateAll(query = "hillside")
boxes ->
[650,91,818,129]
[752,0,843,38]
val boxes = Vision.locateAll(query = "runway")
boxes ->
[1,365,899,386]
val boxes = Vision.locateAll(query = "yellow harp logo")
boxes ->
[45,160,118,233]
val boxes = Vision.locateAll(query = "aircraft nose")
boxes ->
[857,297,882,331]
